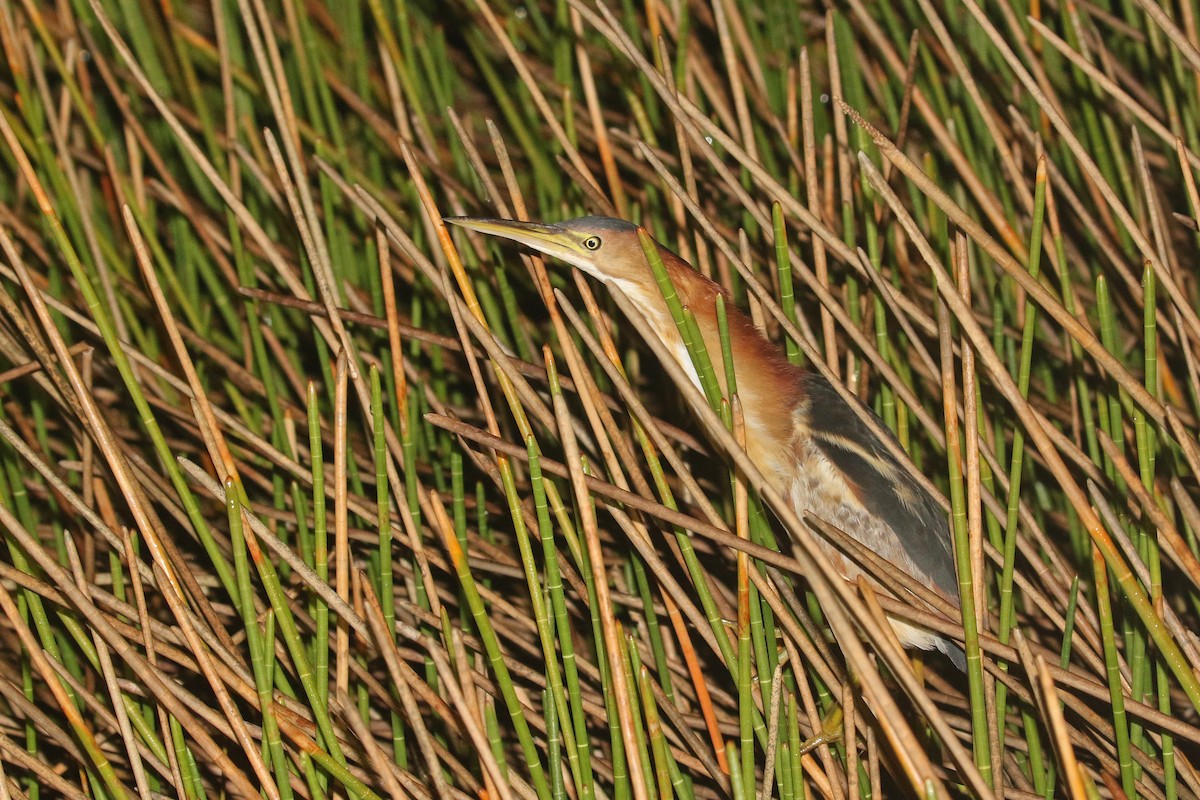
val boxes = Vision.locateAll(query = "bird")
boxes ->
[444,214,964,670]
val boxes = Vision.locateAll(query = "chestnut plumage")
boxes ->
[445,214,964,670]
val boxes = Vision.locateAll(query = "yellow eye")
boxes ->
[583,236,602,251]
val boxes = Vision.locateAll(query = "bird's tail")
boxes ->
[892,619,967,671]
[938,637,967,672]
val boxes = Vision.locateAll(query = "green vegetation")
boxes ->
[0,0,1198,798]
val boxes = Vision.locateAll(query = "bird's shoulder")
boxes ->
[796,372,959,596]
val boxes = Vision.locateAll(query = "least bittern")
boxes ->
[445,215,964,670]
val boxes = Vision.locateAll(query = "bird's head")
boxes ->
[444,215,655,297]
[445,213,806,484]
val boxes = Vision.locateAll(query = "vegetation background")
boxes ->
[0,0,1198,798]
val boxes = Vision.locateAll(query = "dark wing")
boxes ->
[801,373,959,599]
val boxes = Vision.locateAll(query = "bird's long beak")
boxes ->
[443,216,580,263]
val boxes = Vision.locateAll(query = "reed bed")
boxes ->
[0,0,1198,798]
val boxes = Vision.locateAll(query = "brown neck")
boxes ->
[627,249,805,491]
